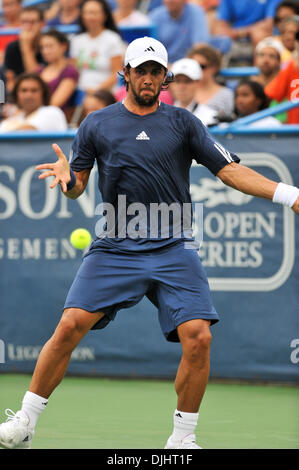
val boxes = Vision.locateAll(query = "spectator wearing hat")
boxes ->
[170,57,217,126]
[252,37,283,87]
[252,36,287,122]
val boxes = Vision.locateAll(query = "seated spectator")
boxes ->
[170,57,217,126]
[234,79,282,127]
[214,0,282,65]
[252,36,287,122]
[0,0,22,64]
[273,0,299,34]
[37,29,79,115]
[83,88,116,113]
[265,51,299,124]
[278,15,299,64]
[113,0,151,26]
[71,88,116,126]
[70,0,124,93]
[251,37,282,87]
[149,0,209,64]
[4,6,45,94]
[187,43,234,115]
[0,73,68,131]
[46,0,81,27]
[192,0,219,34]
[0,0,21,27]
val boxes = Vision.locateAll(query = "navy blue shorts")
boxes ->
[64,241,219,342]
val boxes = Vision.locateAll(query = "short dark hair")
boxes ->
[275,0,299,23]
[21,6,44,21]
[235,79,270,112]
[12,73,51,106]
[41,28,69,47]
[90,89,116,106]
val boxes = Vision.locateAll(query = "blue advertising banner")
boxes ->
[0,132,298,382]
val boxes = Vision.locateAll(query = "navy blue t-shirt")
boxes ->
[70,102,240,251]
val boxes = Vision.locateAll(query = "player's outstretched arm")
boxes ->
[217,162,299,215]
[36,143,90,199]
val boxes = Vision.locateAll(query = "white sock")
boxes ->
[171,409,199,442]
[21,391,48,429]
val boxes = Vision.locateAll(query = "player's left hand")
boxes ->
[35,143,71,193]
[292,196,299,215]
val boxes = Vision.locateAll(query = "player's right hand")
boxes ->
[36,143,71,193]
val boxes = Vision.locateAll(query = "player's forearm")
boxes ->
[217,162,278,200]
[65,171,85,199]
[64,168,90,199]
[213,20,244,39]
[20,44,40,72]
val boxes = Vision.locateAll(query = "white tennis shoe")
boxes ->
[0,409,34,449]
[164,433,202,449]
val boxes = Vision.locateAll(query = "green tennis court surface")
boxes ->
[0,374,298,449]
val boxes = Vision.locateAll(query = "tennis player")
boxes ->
[1,37,298,450]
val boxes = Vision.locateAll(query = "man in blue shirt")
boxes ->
[149,0,210,63]
[1,36,298,450]
[214,0,282,46]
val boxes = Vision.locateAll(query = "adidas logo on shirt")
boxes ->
[136,131,150,140]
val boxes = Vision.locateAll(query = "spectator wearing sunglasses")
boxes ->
[187,43,234,116]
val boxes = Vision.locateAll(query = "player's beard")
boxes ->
[130,81,162,107]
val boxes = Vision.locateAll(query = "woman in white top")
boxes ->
[188,43,234,116]
[70,0,124,93]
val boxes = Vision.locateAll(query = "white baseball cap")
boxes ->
[255,37,284,57]
[171,58,203,81]
[124,36,168,68]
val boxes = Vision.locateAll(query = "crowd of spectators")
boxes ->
[0,0,298,132]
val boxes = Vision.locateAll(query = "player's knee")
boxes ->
[183,328,212,363]
[52,314,82,350]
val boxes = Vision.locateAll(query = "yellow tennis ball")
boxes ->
[70,228,92,250]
